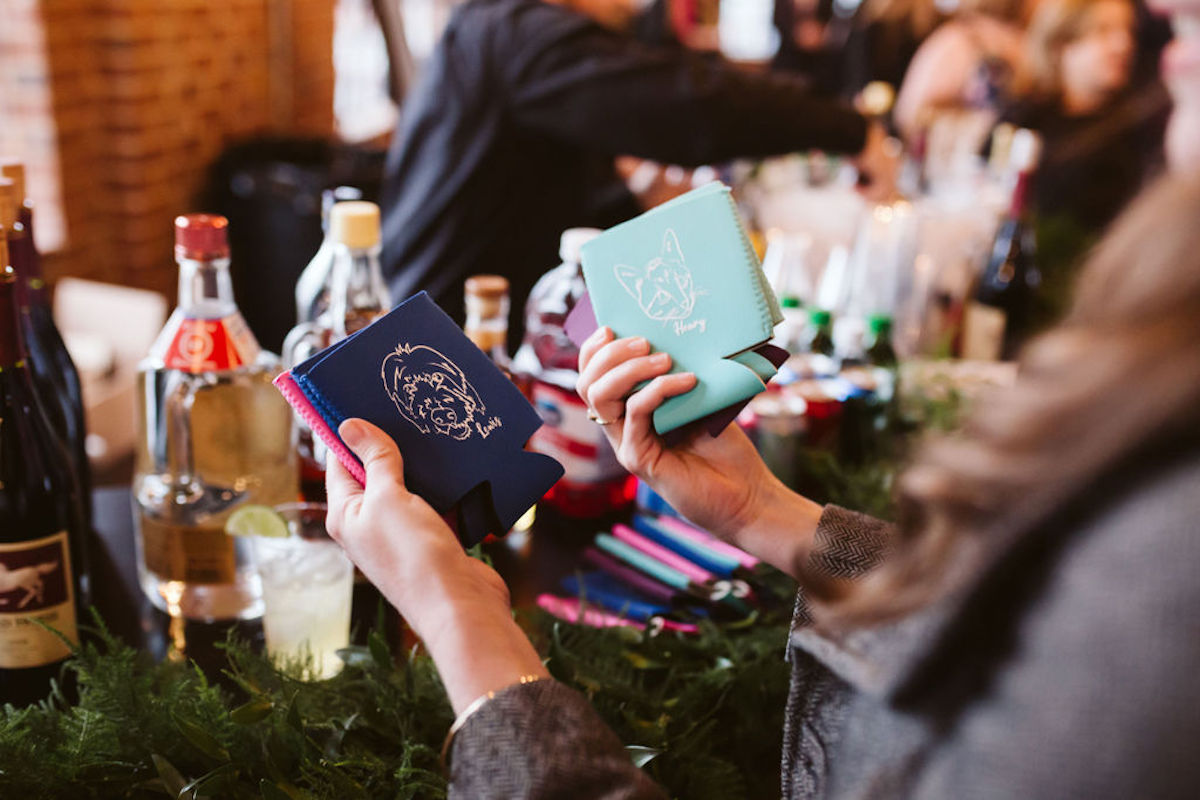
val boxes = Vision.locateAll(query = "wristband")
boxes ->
[440,674,549,767]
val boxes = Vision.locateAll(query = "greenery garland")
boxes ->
[0,385,965,799]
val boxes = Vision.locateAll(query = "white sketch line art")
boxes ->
[615,229,699,323]
[381,344,502,441]
[0,560,59,609]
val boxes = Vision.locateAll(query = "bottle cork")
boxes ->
[0,179,16,232]
[329,201,381,249]
[0,160,26,207]
[465,274,510,321]
[465,274,509,299]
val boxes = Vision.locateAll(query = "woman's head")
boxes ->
[1025,0,1136,111]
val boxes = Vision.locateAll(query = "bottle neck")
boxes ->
[7,209,44,303]
[1008,170,1034,219]
[0,279,22,368]
[465,294,510,360]
[177,256,237,319]
[329,243,389,337]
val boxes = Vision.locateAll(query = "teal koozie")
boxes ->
[580,182,783,434]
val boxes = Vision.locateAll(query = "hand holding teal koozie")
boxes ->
[580,183,783,434]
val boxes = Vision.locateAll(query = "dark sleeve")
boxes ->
[448,679,668,799]
[487,6,868,166]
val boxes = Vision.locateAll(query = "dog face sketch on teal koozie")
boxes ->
[615,229,698,323]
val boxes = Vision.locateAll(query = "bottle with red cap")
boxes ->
[133,214,297,623]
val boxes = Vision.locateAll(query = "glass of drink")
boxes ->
[252,503,353,679]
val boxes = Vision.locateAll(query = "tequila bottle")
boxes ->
[133,215,297,621]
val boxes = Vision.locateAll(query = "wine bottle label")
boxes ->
[0,531,78,669]
[139,519,238,585]
[961,302,1007,362]
[161,314,261,373]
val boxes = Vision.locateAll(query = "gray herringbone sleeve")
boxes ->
[448,679,669,799]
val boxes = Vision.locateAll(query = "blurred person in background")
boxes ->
[996,0,1167,332]
[379,0,894,347]
[1003,0,1165,232]
[326,0,1200,797]
[833,0,948,102]
[893,0,1030,141]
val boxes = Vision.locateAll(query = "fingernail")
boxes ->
[339,419,365,449]
[652,352,671,366]
[630,337,650,352]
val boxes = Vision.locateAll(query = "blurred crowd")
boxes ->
[667,0,1170,231]
[380,0,1171,343]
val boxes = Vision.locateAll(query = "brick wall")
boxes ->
[0,0,336,298]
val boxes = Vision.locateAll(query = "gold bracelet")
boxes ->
[440,674,548,767]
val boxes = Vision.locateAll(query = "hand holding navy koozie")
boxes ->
[275,292,564,546]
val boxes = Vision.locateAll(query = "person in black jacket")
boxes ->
[380,0,890,343]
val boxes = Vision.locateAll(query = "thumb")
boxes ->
[339,418,406,490]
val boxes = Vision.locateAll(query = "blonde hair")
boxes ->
[811,175,1200,626]
[863,0,945,39]
[955,0,1026,22]
[1023,0,1133,98]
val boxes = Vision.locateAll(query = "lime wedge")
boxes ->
[225,505,289,539]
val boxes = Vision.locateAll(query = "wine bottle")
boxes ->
[0,254,88,707]
[961,129,1043,362]
[0,161,92,527]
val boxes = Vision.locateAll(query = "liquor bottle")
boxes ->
[863,312,899,416]
[464,274,512,368]
[961,129,1043,362]
[0,258,88,707]
[786,308,838,380]
[512,229,635,520]
[283,201,390,501]
[0,163,92,528]
[864,314,897,370]
[774,296,808,356]
[294,186,364,327]
[134,215,297,621]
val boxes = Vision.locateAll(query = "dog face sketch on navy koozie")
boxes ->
[382,344,487,441]
[615,229,697,322]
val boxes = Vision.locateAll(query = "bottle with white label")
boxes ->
[133,215,297,622]
[0,252,88,706]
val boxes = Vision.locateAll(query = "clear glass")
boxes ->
[252,503,353,680]
[133,359,298,621]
